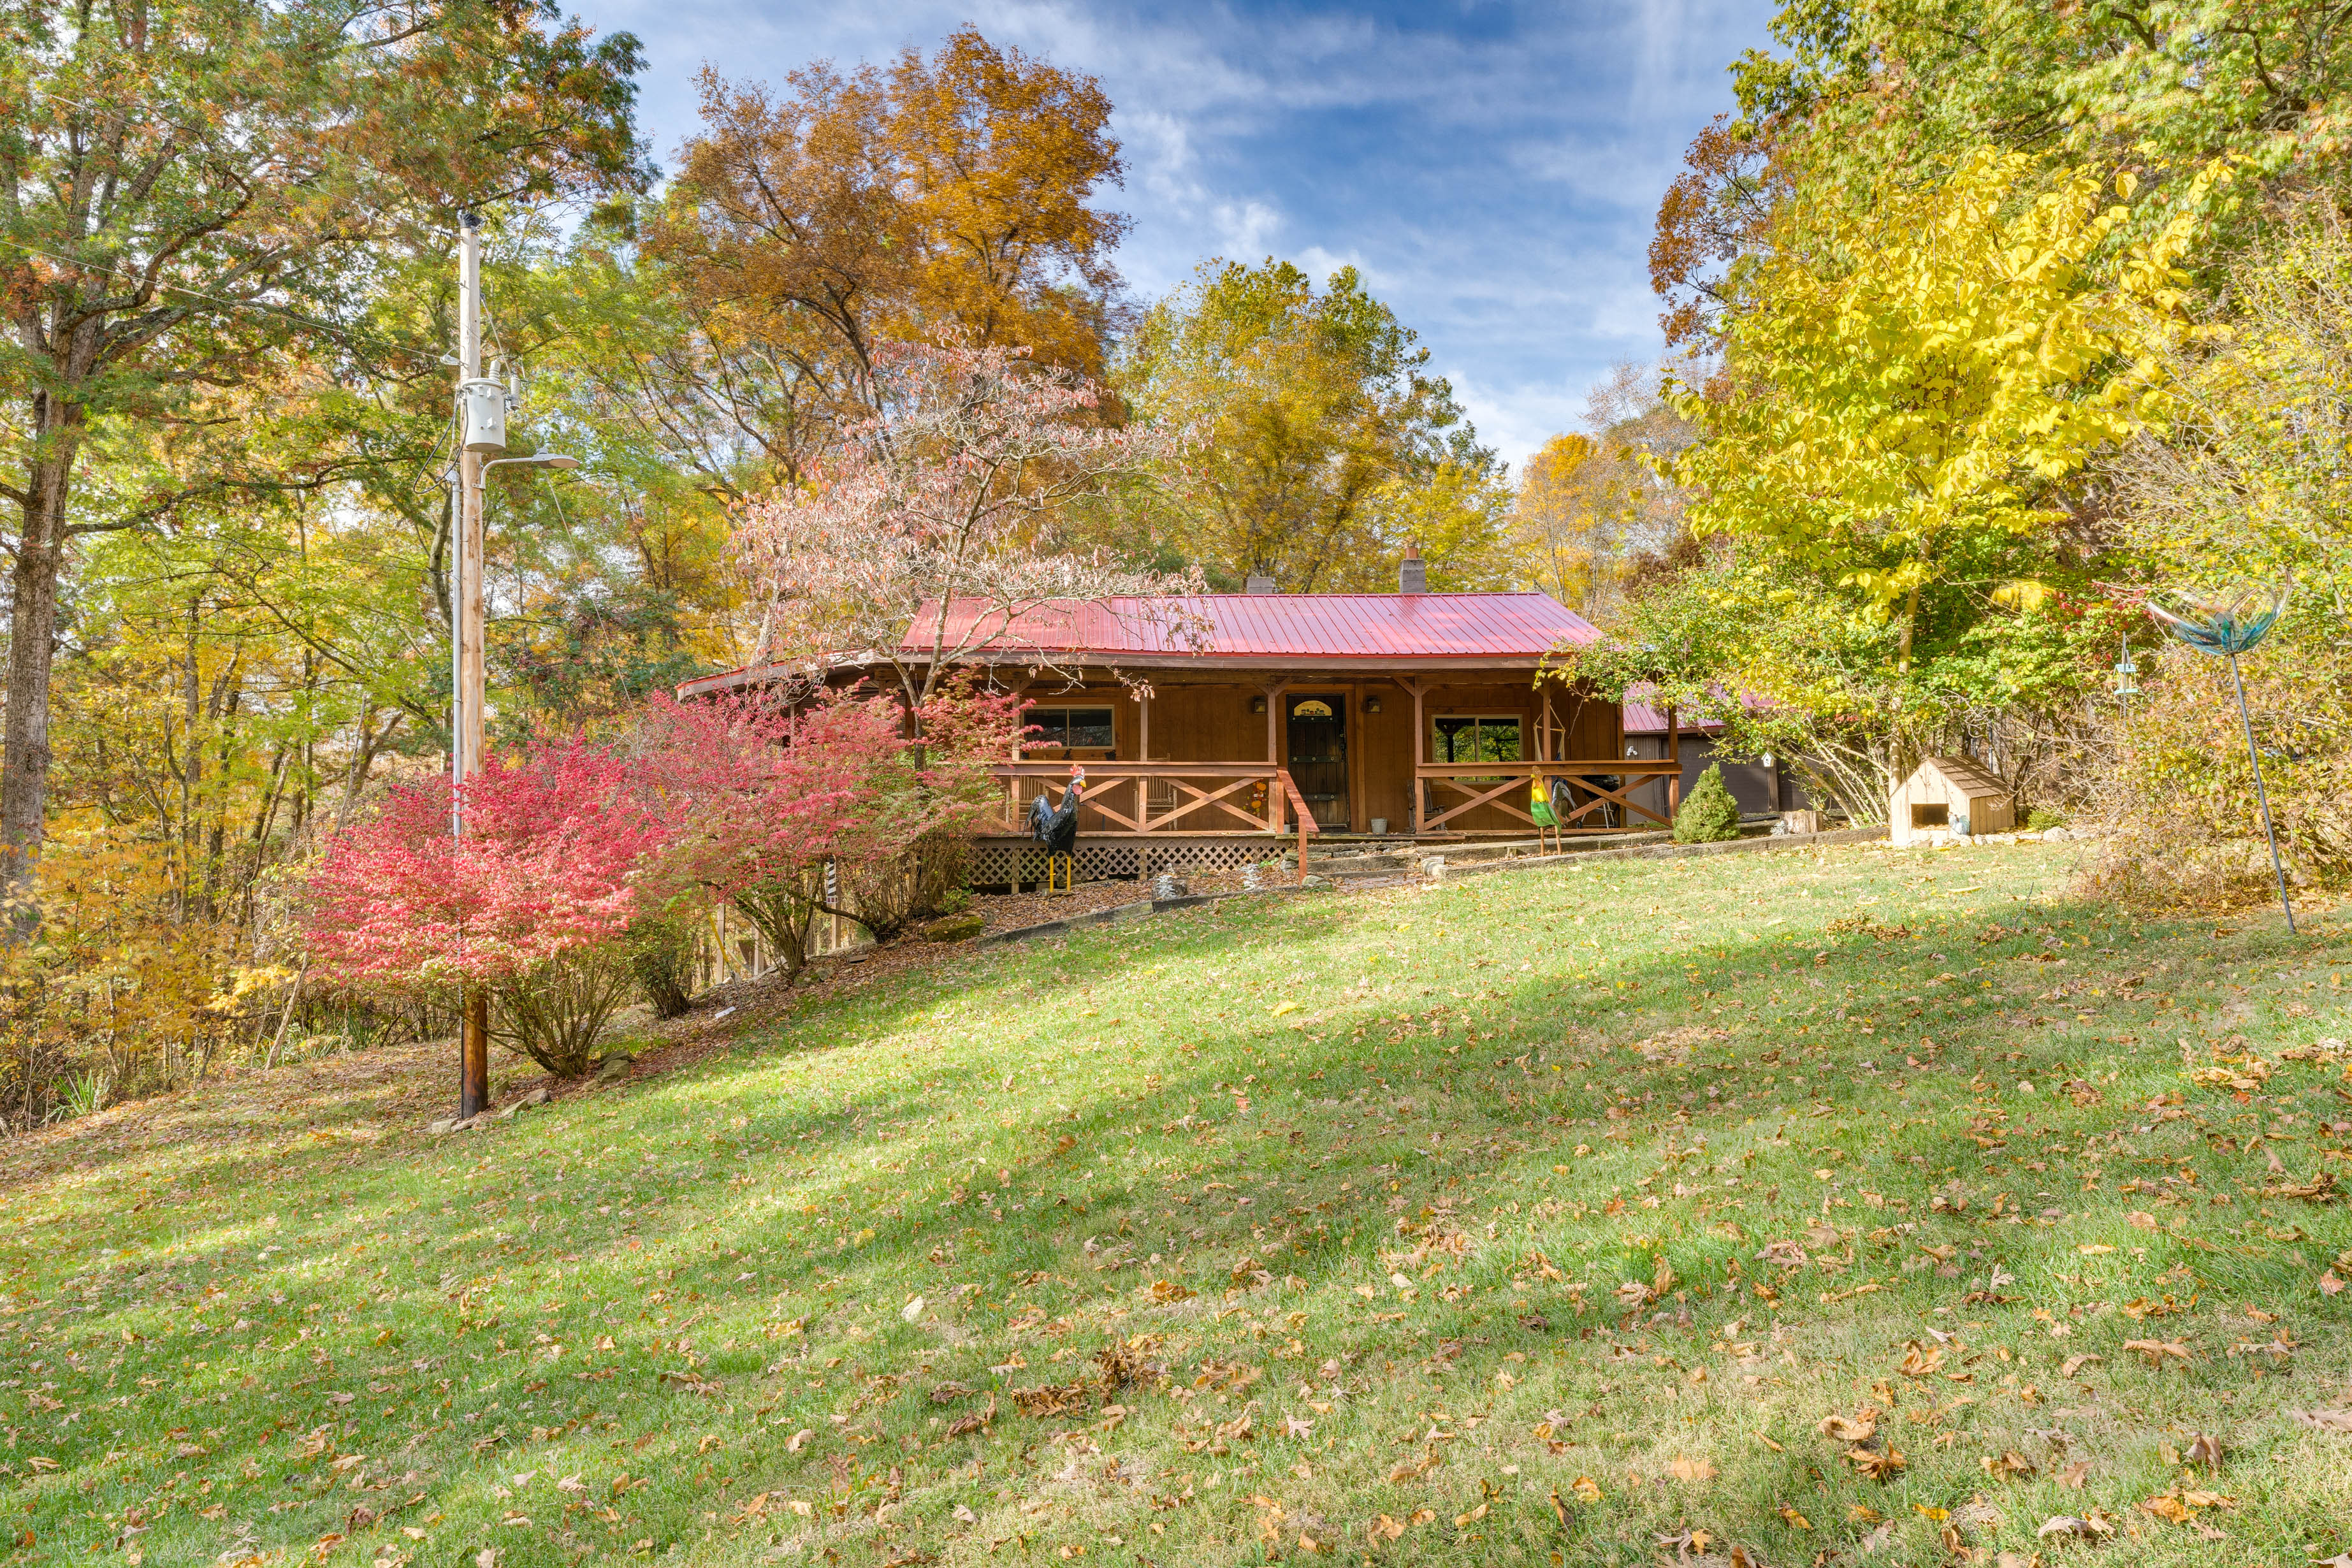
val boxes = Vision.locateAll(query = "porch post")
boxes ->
[1263,681,1286,831]
[1410,679,1426,836]
[1135,684,1151,830]
[1667,704,1681,818]
[1005,679,1031,832]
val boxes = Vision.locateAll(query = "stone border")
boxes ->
[1428,825,1885,880]
[969,827,1892,945]
[973,890,1288,947]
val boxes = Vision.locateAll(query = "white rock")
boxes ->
[901,1295,925,1323]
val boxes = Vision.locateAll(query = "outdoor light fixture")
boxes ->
[2147,581,2293,931]
[1365,695,1383,713]
[1250,695,1267,714]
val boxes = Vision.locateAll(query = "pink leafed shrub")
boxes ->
[632,690,896,980]
[632,681,1024,972]
[306,740,667,1075]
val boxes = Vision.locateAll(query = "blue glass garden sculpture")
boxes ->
[2145,581,2295,932]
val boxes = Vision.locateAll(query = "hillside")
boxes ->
[3,842,2348,1567]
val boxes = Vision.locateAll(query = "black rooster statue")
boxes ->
[1026,765,1085,892]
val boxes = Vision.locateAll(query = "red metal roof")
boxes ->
[679,592,1600,696]
[906,592,1599,660]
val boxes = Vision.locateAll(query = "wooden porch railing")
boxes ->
[989,760,1321,880]
[1274,766,1319,885]
[1417,761,1684,833]
[990,760,1293,835]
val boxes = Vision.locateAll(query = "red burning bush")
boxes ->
[305,740,665,1075]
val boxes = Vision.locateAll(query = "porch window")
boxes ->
[1027,706,1116,751]
[1432,715,1522,767]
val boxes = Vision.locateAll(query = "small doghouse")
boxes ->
[1890,755,2014,845]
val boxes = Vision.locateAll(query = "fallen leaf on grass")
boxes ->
[2290,1409,2352,1434]
[1817,1412,1877,1442]
[2056,1460,2089,1490]
[1847,1446,1906,1481]
[1859,1521,1897,1554]
[1151,1279,1194,1303]
[1386,1452,1441,1485]
[1780,1505,1811,1529]
[2186,1432,2223,1468]
[1012,1381,1092,1418]
[945,1393,998,1438]
[1898,1342,1943,1377]
[2141,1488,2233,1526]
[2038,1513,2117,1539]
[1980,1451,2036,1479]
[2123,1338,2191,1365]
[1666,1456,1716,1483]
[2058,1353,2101,1378]
[1570,1476,1602,1503]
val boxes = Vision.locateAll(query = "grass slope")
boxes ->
[3,843,2349,1568]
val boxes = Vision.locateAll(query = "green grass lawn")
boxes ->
[4,842,2349,1568]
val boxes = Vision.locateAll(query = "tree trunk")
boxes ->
[0,433,79,920]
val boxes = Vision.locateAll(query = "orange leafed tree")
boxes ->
[1648,115,1786,349]
[648,27,1130,489]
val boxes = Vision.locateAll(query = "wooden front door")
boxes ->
[1286,694,1349,831]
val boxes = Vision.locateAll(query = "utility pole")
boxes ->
[446,214,580,1121]
[454,210,492,1121]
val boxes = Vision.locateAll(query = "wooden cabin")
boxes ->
[1889,755,2014,845]
[679,574,1683,886]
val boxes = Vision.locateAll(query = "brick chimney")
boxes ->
[1244,567,1277,593]
[1398,542,1426,594]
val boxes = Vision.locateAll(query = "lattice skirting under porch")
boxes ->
[970,836,1287,887]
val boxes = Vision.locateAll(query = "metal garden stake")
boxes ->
[2145,583,2295,933]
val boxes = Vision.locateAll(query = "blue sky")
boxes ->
[575,0,1780,470]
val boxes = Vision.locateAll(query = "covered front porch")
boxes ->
[974,668,1687,887]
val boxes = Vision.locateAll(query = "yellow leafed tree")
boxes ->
[1671,149,2224,666]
